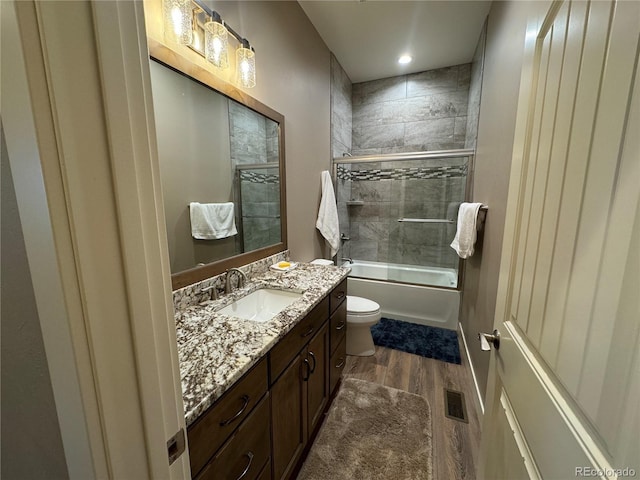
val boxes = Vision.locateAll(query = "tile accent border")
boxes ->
[239,170,280,184]
[337,164,468,182]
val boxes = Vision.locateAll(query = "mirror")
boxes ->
[147,45,286,290]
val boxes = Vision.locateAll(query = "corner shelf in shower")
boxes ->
[346,200,365,206]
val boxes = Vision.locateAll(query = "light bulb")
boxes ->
[236,45,256,88]
[163,0,193,45]
[205,19,229,69]
[398,55,412,64]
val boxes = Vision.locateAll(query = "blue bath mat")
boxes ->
[371,318,461,364]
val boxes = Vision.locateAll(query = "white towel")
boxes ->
[189,202,237,240]
[450,202,484,258]
[315,171,340,257]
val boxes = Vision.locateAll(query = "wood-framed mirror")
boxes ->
[147,39,287,290]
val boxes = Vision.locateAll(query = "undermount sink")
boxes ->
[217,288,303,322]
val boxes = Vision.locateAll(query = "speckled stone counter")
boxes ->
[175,262,349,427]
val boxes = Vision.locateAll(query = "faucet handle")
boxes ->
[199,285,218,301]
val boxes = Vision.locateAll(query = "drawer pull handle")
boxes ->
[302,358,311,381]
[236,451,254,480]
[335,358,345,369]
[301,326,315,338]
[335,321,346,330]
[335,291,345,300]
[308,351,317,374]
[219,395,250,426]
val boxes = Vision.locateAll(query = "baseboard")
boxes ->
[458,322,485,415]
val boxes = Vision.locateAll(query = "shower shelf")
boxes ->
[346,200,364,206]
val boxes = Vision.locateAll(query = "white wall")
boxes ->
[459,1,532,402]
[1,124,70,480]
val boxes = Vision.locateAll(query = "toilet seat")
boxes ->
[347,296,380,315]
[345,296,381,356]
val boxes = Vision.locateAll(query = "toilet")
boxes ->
[345,296,381,356]
[311,259,381,356]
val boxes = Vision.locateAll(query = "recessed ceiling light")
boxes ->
[398,55,412,65]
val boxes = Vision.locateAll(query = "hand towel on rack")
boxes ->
[316,170,341,257]
[189,202,238,240]
[450,202,484,258]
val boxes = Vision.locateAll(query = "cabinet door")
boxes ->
[270,352,306,480]
[306,322,329,436]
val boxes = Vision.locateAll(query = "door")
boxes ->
[271,352,306,480]
[306,322,329,435]
[480,1,640,478]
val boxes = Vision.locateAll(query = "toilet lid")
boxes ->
[347,295,380,314]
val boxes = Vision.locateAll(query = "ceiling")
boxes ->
[299,1,492,83]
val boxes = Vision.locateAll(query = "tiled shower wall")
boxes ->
[351,64,471,155]
[330,55,353,258]
[465,21,487,149]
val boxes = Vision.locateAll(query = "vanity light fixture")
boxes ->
[204,12,229,68]
[162,0,257,88]
[236,40,256,89]
[163,0,193,45]
[398,54,413,65]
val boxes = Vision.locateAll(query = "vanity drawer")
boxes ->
[329,279,347,314]
[195,393,271,480]
[329,300,347,355]
[269,297,329,384]
[329,336,347,395]
[188,356,268,477]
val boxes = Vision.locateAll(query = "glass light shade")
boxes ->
[204,20,229,68]
[236,47,256,89]
[163,0,193,45]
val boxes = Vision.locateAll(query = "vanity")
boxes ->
[175,263,348,480]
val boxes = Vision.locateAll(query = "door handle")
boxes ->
[235,451,254,480]
[478,329,500,351]
[302,358,311,381]
[219,395,250,426]
[308,351,317,373]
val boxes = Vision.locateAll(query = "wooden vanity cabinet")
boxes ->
[328,279,347,396]
[270,308,330,480]
[187,279,348,480]
[195,394,271,480]
[188,357,269,478]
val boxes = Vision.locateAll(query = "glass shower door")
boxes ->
[386,156,469,288]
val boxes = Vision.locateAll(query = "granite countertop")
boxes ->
[175,263,350,427]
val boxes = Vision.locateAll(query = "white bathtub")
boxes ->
[345,260,460,330]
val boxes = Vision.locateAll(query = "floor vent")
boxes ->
[444,389,468,423]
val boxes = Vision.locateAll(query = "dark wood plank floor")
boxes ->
[343,334,482,480]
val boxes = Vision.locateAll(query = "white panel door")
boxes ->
[480,1,640,478]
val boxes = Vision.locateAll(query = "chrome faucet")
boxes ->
[341,257,353,264]
[225,268,248,294]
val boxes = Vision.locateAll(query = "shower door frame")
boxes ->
[332,148,476,291]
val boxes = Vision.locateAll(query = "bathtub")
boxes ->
[344,260,460,330]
